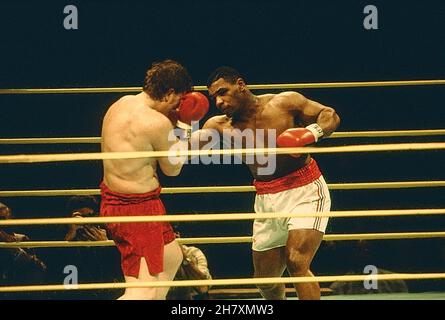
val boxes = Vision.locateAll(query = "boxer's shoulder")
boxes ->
[268,91,305,106]
[105,95,139,119]
[111,94,139,109]
[138,110,172,138]
[203,115,230,132]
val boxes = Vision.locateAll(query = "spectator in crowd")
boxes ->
[65,196,107,242]
[63,196,123,299]
[167,227,212,300]
[0,202,47,299]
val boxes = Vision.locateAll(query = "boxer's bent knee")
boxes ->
[286,249,311,275]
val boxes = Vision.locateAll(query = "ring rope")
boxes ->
[1,231,445,248]
[1,180,444,197]
[0,137,102,145]
[0,209,444,226]
[0,142,444,164]
[1,272,444,293]
[1,129,445,145]
[331,129,445,138]
[1,79,445,95]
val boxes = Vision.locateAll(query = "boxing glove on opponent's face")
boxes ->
[276,123,324,157]
[176,92,209,129]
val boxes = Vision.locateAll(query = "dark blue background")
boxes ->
[0,0,444,296]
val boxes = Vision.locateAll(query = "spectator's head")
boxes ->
[0,202,12,220]
[66,196,99,217]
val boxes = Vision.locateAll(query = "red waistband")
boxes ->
[100,182,161,205]
[253,159,322,195]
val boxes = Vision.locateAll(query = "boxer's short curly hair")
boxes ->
[207,66,243,87]
[143,59,193,100]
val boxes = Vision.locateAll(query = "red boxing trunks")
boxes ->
[100,182,176,277]
[253,158,322,194]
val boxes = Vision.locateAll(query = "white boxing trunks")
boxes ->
[252,159,331,251]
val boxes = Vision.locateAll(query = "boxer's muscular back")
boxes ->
[102,95,169,194]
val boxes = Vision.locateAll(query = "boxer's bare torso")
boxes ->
[204,92,313,181]
[101,93,179,194]
[206,76,339,181]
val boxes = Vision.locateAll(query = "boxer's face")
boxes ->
[163,90,186,112]
[208,78,245,117]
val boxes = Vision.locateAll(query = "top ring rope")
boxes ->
[0,142,444,164]
[1,79,445,94]
[1,129,444,145]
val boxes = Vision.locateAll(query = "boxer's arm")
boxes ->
[188,116,224,150]
[202,116,224,130]
[150,116,186,176]
[281,92,340,137]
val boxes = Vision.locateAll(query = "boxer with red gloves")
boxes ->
[100,60,197,300]
[205,66,340,300]
[174,92,209,139]
[177,92,209,128]
[276,123,324,157]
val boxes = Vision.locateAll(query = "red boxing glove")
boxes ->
[276,124,324,157]
[177,92,209,129]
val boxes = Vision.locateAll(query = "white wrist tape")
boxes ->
[176,120,192,140]
[176,120,192,130]
[305,123,324,142]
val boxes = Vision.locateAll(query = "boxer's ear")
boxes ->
[163,88,175,102]
[237,78,246,92]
